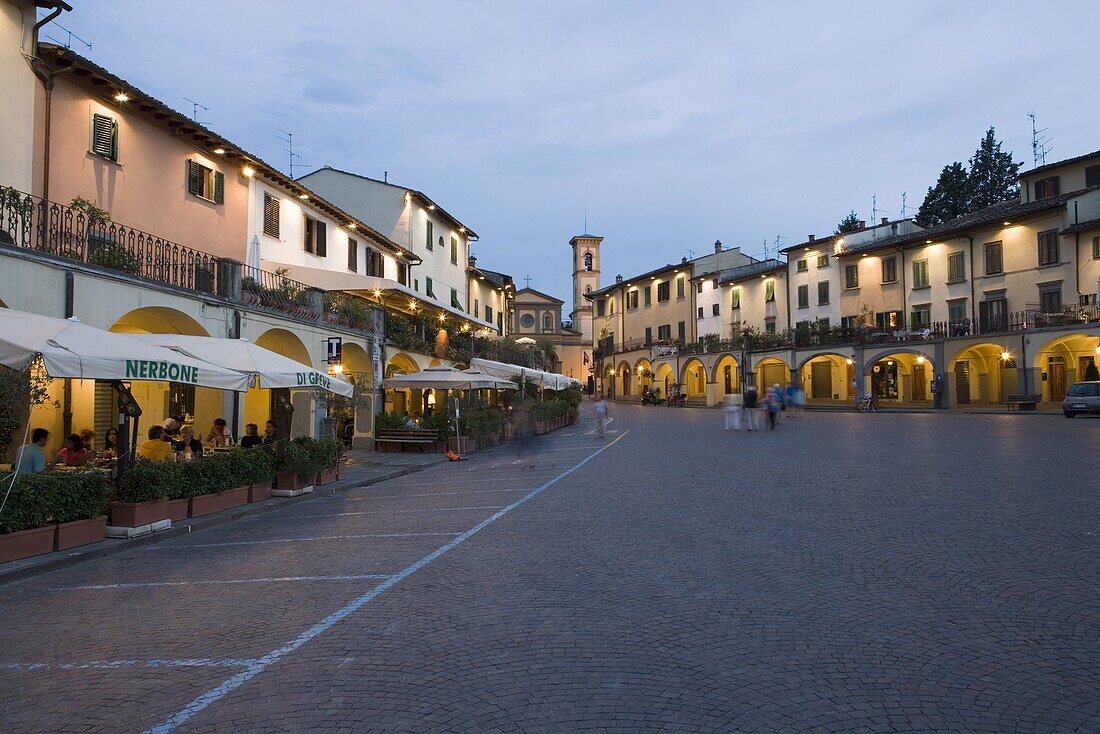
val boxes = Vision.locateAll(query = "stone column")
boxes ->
[216,258,242,301]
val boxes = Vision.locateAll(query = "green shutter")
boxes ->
[304,216,313,253]
[186,160,202,197]
[731,287,740,309]
[316,221,327,257]
[213,170,224,204]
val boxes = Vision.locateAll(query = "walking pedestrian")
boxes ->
[794,385,806,416]
[765,388,780,429]
[723,392,742,431]
[594,392,609,438]
[785,384,797,417]
[743,385,759,431]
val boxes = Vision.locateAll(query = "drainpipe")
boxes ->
[62,270,74,436]
[1073,202,1081,300]
[31,4,68,203]
[963,235,975,326]
[897,247,908,326]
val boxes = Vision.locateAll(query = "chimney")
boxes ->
[858,220,866,230]
[880,217,889,226]
[468,254,477,268]
[807,234,815,242]
[714,239,722,254]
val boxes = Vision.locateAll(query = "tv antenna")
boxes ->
[41,20,91,51]
[900,192,909,219]
[871,194,887,224]
[1028,112,1053,167]
[182,97,209,124]
[277,130,311,179]
[686,248,696,260]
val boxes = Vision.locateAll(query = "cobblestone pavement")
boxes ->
[2,406,1099,732]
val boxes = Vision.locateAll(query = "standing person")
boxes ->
[765,388,780,430]
[795,385,806,416]
[15,428,50,474]
[594,392,609,439]
[723,392,742,431]
[206,418,232,447]
[743,385,759,431]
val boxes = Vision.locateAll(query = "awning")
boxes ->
[383,365,515,391]
[134,334,354,397]
[470,357,579,391]
[262,260,496,331]
[0,308,251,391]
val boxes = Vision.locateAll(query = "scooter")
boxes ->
[641,391,664,406]
[666,392,687,407]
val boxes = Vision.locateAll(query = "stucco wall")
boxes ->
[0,0,36,194]
[44,79,249,260]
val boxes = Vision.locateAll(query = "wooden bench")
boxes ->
[1006,394,1041,411]
[374,429,440,452]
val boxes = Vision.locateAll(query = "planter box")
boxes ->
[0,525,56,564]
[315,467,338,486]
[54,516,108,551]
[188,492,224,518]
[110,498,168,528]
[447,436,474,455]
[248,482,272,503]
[166,498,190,522]
[221,485,250,510]
[336,460,346,480]
[275,471,310,491]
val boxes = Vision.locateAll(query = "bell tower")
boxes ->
[569,234,602,341]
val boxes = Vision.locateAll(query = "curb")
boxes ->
[0,458,447,587]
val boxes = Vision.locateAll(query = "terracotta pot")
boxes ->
[166,499,190,522]
[248,482,272,503]
[110,499,168,528]
[188,493,224,518]
[0,525,57,563]
[221,485,250,510]
[275,471,309,491]
[54,516,108,551]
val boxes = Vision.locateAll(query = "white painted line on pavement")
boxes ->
[146,532,459,550]
[0,658,256,671]
[44,574,393,592]
[143,428,631,734]
[366,488,533,499]
[292,506,506,519]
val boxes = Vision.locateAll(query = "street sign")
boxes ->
[326,337,342,364]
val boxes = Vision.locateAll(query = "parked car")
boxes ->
[1062,381,1100,417]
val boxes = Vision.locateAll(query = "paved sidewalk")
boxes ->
[0,449,447,585]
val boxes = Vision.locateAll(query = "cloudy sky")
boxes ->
[52,1,1100,302]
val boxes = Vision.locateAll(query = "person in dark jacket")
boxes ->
[743,386,759,431]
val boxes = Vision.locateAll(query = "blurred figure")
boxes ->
[54,433,89,466]
[723,392,742,431]
[742,386,759,431]
[594,392,609,439]
[239,423,263,449]
[765,388,780,430]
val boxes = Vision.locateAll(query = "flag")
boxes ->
[583,351,590,365]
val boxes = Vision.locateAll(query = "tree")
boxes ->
[915,162,970,227]
[1085,358,1100,382]
[965,126,1021,210]
[835,210,862,234]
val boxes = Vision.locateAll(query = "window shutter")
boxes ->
[263,195,280,238]
[304,216,313,253]
[347,238,358,272]
[186,160,202,196]
[316,221,327,257]
[213,171,224,205]
[91,114,117,160]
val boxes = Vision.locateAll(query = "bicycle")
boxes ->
[856,395,878,413]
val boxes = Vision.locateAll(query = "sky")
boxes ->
[48,0,1100,304]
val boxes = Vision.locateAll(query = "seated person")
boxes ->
[206,417,232,447]
[102,427,120,458]
[137,425,174,462]
[404,412,417,429]
[79,428,97,459]
[54,433,90,467]
[173,425,203,459]
[261,420,278,449]
[16,428,50,474]
[239,423,263,449]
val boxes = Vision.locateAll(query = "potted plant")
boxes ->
[313,438,343,486]
[0,475,53,563]
[45,472,110,551]
[113,462,171,527]
[274,438,325,494]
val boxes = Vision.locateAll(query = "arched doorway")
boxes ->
[654,363,674,399]
[948,343,1014,405]
[681,358,707,399]
[865,351,933,405]
[250,328,315,438]
[753,357,790,392]
[108,307,216,444]
[712,355,739,395]
[798,353,853,403]
[1032,333,1100,404]
[635,358,653,395]
[334,342,373,445]
[385,352,421,416]
[617,361,632,398]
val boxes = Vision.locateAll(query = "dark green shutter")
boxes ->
[91,114,118,160]
[304,216,313,253]
[316,221,327,257]
[186,160,203,197]
[213,170,224,204]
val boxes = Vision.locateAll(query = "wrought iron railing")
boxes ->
[0,186,219,293]
[324,292,379,335]
[240,266,318,319]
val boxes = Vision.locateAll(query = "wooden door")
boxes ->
[811,362,832,399]
[954,361,971,404]
[1048,357,1066,400]
[913,364,927,401]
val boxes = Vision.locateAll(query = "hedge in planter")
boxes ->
[0,472,110,560]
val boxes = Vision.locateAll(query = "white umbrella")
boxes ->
[246,235,262,279]
[383,365,516,391]
[514,336,537,346]
[134,334,354,397]
[0,308,251,391]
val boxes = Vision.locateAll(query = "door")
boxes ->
[811,362,832,400]
[1048,357,1066,401]
[979,299,1007,333]
[912,364,927,401]
[954,361,971,405]
[761,364,786,390]
[723,365,734,394]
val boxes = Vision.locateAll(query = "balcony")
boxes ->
[0,185,381,339]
